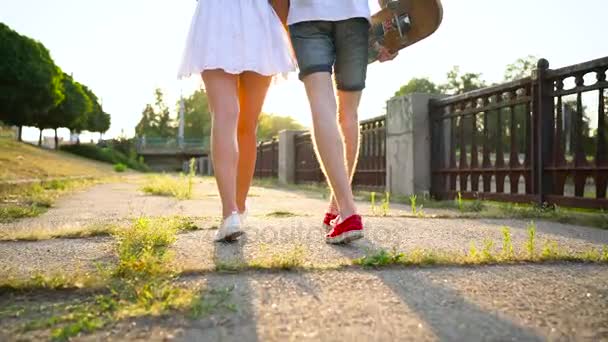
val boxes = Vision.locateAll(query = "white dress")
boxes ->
[178,0,296,79]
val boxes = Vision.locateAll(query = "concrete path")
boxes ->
[1,176,607,341]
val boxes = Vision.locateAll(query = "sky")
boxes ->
[0,0,606,142]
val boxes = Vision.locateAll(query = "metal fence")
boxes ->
[353,116,386,189]
[430,57,608,209]
[135,137,209,154]
[294,132,323,183]
[291,115,387,190]
[254,138,279,178]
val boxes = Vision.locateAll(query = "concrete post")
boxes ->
[278,130,305,185]
[386,93,445,197]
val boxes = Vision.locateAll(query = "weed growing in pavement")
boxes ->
[370,192,377,215]
[250,244,307,270]
[540,240,560,261]
[381,192,391,216]
[8,216,230,341]
[355,223,608,268]
[409,194,417,214]
[141,174,195,200]
[187,158,196,199]
[456,192,464,212]
[525,222,537,260]
[481,239,496,262]
[0,205,45,223]
[0,216,197,242]
[469,241,479,261]
[0,179,100,223]
[501,227,514,259]
[266,211,298,218]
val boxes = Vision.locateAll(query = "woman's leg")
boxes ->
[236,72,272,212]
[202,69,240,219]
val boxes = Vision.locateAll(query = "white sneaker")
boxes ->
[214,212,244,242]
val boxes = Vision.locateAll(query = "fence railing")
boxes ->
[135,137,209,154]
[254,138,279,178]
[292,115,386,190]
[353,116,386,189]
[430,57,608,209]
[294,132,323,183]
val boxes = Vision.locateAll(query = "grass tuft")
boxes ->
[382,192,391,216]
[525,222,537,260]
[370,192,377,215]
[266,211,298,218]
[113,163,127,173]
[140,173,195,200]
[9,216,228,340]
[250,245,307,270]
[0,179,102,223]
[501,227,514,259]
[0,216,197,242]
[0,205,46,222]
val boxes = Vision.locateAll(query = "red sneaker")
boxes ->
[323,212,339,232]
[325,215,363,244]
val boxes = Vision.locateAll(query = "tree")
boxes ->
[67,82,94,143]
[136,104,157,137]
[257,113,304,141]
[41,73,91,148]
[504,55,538,82]
[85,87,111,140]
[393,78,441,97]
[135,89,175,138]
[441,66,486,95]
[181,89,211,139]
[155,89,175,138]
[0,23,64,140]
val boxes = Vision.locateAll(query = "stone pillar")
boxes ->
[206,156,214,176]
[386,93,444,197]
[278,130,305,185]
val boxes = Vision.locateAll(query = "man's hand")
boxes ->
[377,45,398,62]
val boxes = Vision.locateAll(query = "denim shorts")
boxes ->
[289,18,370,91]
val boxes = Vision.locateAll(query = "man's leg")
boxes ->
[326,17,371,220]
[302,72,359,219]
[327,90,363,215]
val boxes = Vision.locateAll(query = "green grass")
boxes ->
[141,174,194,200]
[0,215,198,242]
[249,245,307,270]
[113,163,127,173]
[0,178,103,223]
[0,138,113,182]
[388,193,608,229]
[0,273,106,295]
[369,191,392,217]
[0,205,46,222]
[254,179,608,229]
[4,216,231,341]
[214,245,308,273]
[60,144,149,172]
[141,159,197,200]
[265,211,298,218]
[354,223,608,268]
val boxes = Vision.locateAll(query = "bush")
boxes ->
[61,144,149,172]
[113,163,127,172]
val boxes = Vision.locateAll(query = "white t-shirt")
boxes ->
[287,0,372,25]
